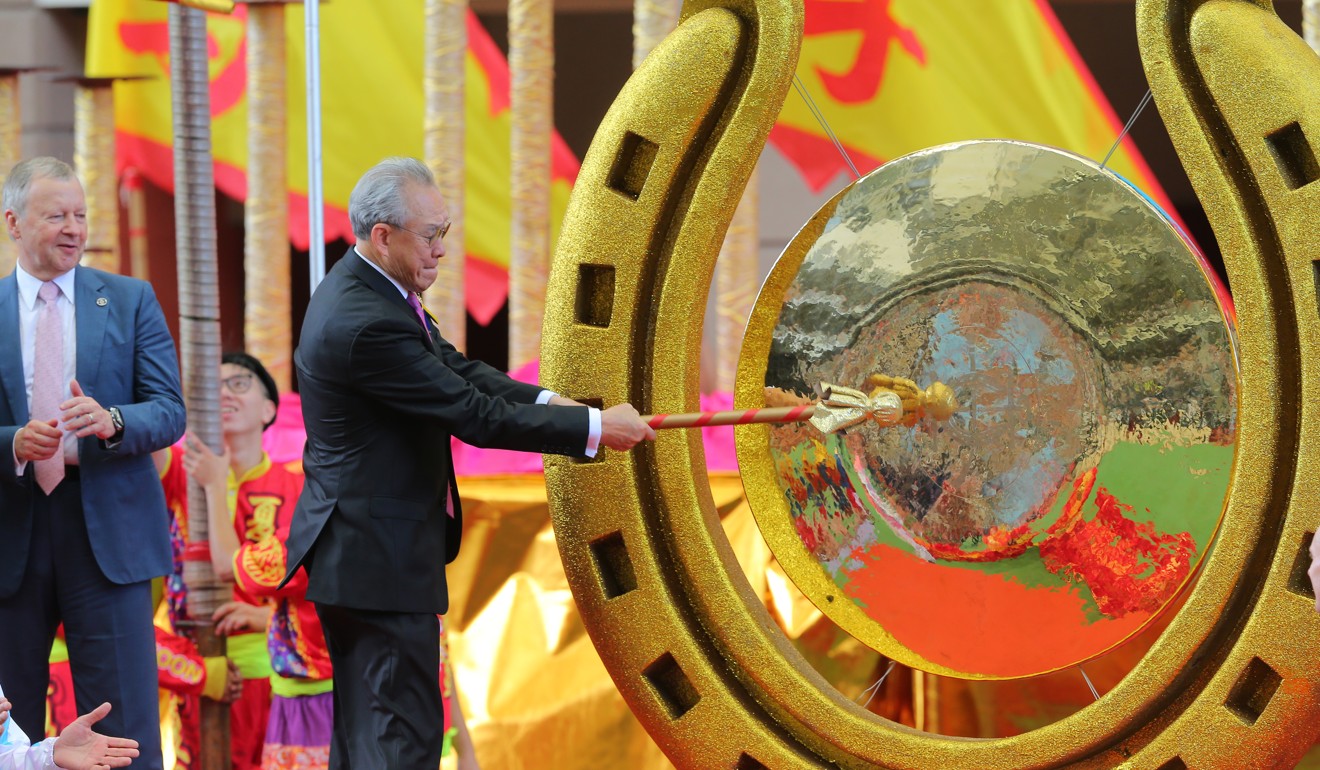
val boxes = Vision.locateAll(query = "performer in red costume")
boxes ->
[186,354,320,770]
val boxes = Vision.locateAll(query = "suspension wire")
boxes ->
[791,73,863,181]
[1079,664,1102,702]
[858,660,899,709]
[1100,88,1153,170]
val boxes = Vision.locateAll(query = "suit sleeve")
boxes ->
[109,283,186,457]
[435,336,543,404]
[349,316,588,455]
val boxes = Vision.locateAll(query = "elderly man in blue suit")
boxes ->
[0,157,185,770]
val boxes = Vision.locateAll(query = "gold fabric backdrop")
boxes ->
[444,474,1177,768]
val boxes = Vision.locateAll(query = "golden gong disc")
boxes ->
[739,139,1237,679]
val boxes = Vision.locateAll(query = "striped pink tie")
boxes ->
[32,282,65,495]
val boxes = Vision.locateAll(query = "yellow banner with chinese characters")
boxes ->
[771,0,1174,217]
[85,0,578,324]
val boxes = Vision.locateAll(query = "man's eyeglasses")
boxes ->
[221,373,255,394]
[394,221,450,248]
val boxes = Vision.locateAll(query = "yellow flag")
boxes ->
[773,0,1174,219]
[86,0,578,324]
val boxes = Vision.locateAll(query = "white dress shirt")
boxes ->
[0,685,60,770]
[354,247,602,456]
[11,264,79,473]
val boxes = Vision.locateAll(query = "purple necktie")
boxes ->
[406,293,429,334]
[32,282,65,494]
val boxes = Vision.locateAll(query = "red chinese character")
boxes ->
[803,0,926,104]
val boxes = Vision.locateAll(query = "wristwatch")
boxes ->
[108,406,125,441]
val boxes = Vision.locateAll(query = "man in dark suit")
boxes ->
[284,157,653,768]
[0,157,186,770]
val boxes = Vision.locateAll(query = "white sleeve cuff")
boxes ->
[585,407,601,458]
[535,389,557,405]
[13,434,26,477]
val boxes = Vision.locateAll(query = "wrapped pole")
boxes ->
[508,0,553,369]
[168,4,229,768]
[423,0,467,351]
[241,0,293,390]
[71,77,124,274]
[715,167,759,392]
[1307,0,1319,54]
[0,69,23,276]
[120,168,150,281]
[632,0,680,70]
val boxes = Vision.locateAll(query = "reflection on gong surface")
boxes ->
[745,140,1236,679]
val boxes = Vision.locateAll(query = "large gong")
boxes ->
[742,139,1236,679]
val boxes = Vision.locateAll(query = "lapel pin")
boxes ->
[96,297,108,307]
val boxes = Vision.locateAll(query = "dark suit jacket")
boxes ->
[284,249,589,614]
[0,267,186,596]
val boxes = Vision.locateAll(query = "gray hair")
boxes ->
[2,157,78,216]
[347,157,436,240]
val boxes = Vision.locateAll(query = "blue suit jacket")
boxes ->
[0,266,186,596]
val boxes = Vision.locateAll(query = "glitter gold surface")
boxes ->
[540,0,1320,765]
[423,0,468,353]
[75,84,120,274]
[509,0,553,369]
[0,74,18,276]
[244,2,292,390]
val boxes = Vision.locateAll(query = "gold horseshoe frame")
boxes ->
[540,0,1320,766]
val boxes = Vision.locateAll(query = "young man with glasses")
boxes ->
[182,352,296,770]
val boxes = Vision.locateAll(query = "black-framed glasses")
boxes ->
[221,373,255,394]
[394,221,450,248]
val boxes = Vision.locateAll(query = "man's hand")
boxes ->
[600,404,656,451]
[0,694,10,727]
[60,380,116,440]
[213,601,273,637]
[14,418,61,463]
[182,433,230,486]
[51,702,140,770]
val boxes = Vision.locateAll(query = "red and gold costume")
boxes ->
[229,457,328,770]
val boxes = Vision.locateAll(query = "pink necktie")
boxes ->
[32,281,65,495]
[406,293,429,334]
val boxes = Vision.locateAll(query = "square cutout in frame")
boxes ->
[609,131,659,201]
[1225,656,1282,726]
[589,530,637,599]
[642,652,701,720]
[1266,121,1319,191]
[576,263,615,328]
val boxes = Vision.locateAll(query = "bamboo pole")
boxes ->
[71,78,123,274]
[508,0,553,369]
[241,0,293,390]
[0,69,22,276]
[423,0,467,352]
[169,5,230,768]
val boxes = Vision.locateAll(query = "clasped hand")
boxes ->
[14,380,115,462]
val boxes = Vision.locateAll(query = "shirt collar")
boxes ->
[15,262,76,311]
[353,246,410,299]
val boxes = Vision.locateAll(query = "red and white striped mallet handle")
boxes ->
[642,405,816,430]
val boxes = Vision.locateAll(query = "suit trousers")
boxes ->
[0,474,163,770]
[315,602,443,769]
